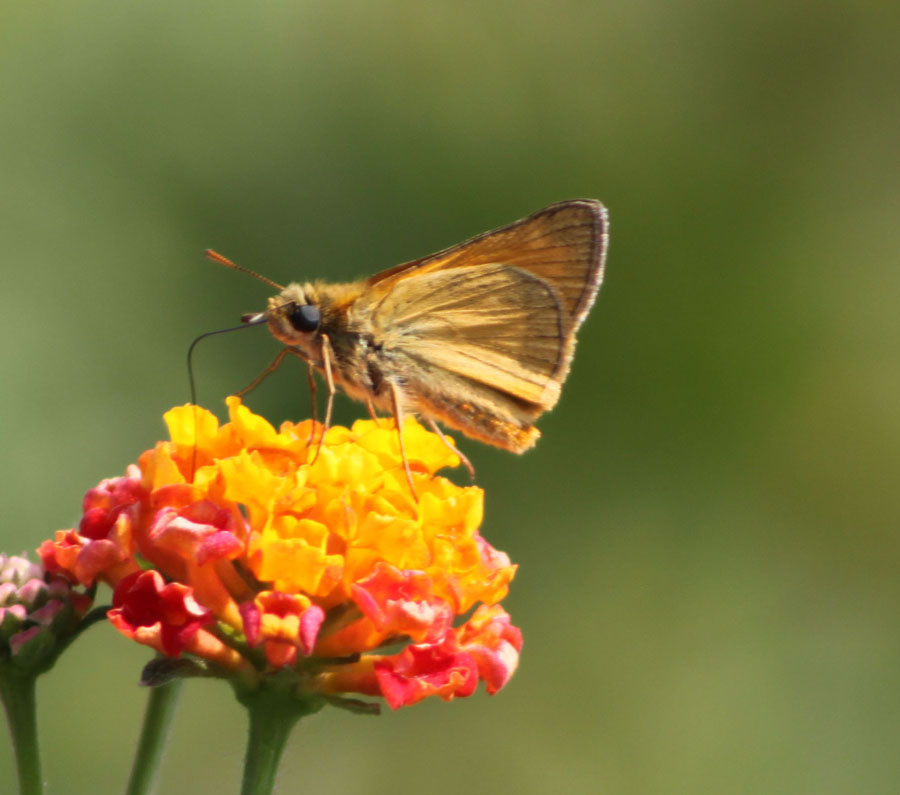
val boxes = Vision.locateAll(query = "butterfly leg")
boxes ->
[425,418,476,481]
[389,381,417,501]
[311,334,336,464]
[365,397,380,424]
[234,347,291,397]
[301,358,318,445]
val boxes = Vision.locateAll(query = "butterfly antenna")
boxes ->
[206,249,285,292]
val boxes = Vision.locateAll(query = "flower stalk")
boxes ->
[236,675,324,795]
[125,679,183,795]
[0,672,41,795]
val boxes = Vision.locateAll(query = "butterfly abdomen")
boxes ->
[412,381,542,453]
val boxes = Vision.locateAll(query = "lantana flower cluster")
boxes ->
[0,554,93,673]
[38,398,521,710]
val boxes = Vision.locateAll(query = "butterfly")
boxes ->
[208,199,608,495]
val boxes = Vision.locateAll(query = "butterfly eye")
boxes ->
[288,304,321,332]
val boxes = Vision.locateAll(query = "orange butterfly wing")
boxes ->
[369,199,607,327]
[366,200,608,410]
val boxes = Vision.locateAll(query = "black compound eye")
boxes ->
[288,303,321,332]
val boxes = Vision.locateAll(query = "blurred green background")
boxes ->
[1,1,898,793]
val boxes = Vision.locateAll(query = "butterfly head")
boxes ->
[242,283,323,354]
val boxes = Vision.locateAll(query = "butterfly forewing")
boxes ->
[367,199,607,333]
[366,199,607,411]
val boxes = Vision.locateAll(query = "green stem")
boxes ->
[0,672,42,795]
[239,684,316,795]
[125,680,183,795]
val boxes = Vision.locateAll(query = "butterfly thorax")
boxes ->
[266,279,393,404]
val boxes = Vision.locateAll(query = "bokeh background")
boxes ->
[2,1,898,793]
